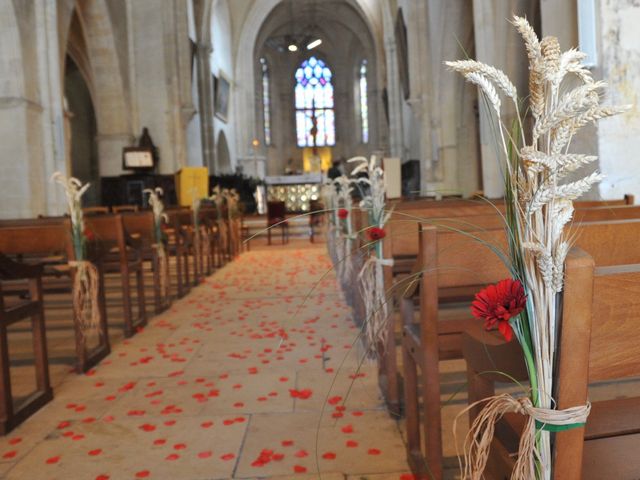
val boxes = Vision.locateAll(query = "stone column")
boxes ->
[36,2,69,216]
[196,41,215,172]
[472,0,533,198]
[384,36,405,160]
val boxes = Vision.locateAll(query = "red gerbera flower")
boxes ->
[367,226,386,242]
[337,209,349,220]
[83,227,95,241]
[470,278,526,342]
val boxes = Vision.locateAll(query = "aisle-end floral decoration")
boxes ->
[350,155,393,357]
[447,15,629,479]
[51,172,102,341]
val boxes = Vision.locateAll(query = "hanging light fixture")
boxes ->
[265,0,322,54]
[306,38,322,50]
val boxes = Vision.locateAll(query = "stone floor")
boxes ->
[0,240,417,479]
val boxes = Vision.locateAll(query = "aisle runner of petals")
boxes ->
[0,247,410,479]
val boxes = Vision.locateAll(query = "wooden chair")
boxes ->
[267,201,289,245]
[0,254,53,434]
[121,211,172,314]
[463,248,640,479]
[112,205,139,213]
[165,209,192,297]
[85,214,147,338]
[173,209,202,284]
[0,219,110,373]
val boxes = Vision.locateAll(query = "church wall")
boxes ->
[596,0,640,201]
[254,1,381,176]
[210,0,236,174]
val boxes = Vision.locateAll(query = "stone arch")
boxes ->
[216,130,231,174]
[62,0,132,177]
[233,0,385,161]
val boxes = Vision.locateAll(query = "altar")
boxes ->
[266,173,323,212]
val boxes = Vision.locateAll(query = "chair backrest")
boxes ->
[121,211,156,244]
[267,201,286,221]
[419,224,510,290]
[83,207,110,216]
[113,205,139,213]
[0,219,74,259]
[390,206,640,261]
[84,214,127,255]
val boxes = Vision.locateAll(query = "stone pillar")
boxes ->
[0,0,66,218]
[384,36,405,160]
[196,40,215,171]
[472,0,533,198]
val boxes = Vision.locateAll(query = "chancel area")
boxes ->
[1,1,640,479]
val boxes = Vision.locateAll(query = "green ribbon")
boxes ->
[536,421,586,432]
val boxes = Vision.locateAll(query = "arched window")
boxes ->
[359,60,369,144]
[294,56,335,147]
[260,57,271,146]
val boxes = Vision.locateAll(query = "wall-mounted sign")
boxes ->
[122,147,155,170]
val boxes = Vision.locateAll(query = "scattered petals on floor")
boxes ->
[0,244,413,479]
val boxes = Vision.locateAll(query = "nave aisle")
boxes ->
[0,244,413,479]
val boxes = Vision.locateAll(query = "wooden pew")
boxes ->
[0,254,53,433]
[368,204,640,414]
[400,219,640,479]
[0,219,110,373]
[84,214,147,338]
[463,248,640,479]
[382,203,640,273]
[121,211,172,314]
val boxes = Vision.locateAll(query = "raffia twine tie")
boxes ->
[357,256,394,356]
[454,393,591,480]
[152,243,170,300]
[68,260,101,340]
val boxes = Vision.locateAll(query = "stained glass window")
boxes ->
[359,60,369,144]
[294,56,335,147]
[260,58,271,146]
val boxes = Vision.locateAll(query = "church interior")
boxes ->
[1,0,640,479]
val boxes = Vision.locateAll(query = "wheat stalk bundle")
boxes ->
[51,172,102,340]
[447,16,630,479]
[321,181,340,266]
[144,187,170,300]
[332,175,357,286]
[349,156,393,357]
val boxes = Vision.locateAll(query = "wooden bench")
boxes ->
[400,218,640,479]
[0,219,110,373]
[121,211,171,314]
[0,254,53,434]
[85,214,147,338]
[463,248,640,479]
[362,203,640,415]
